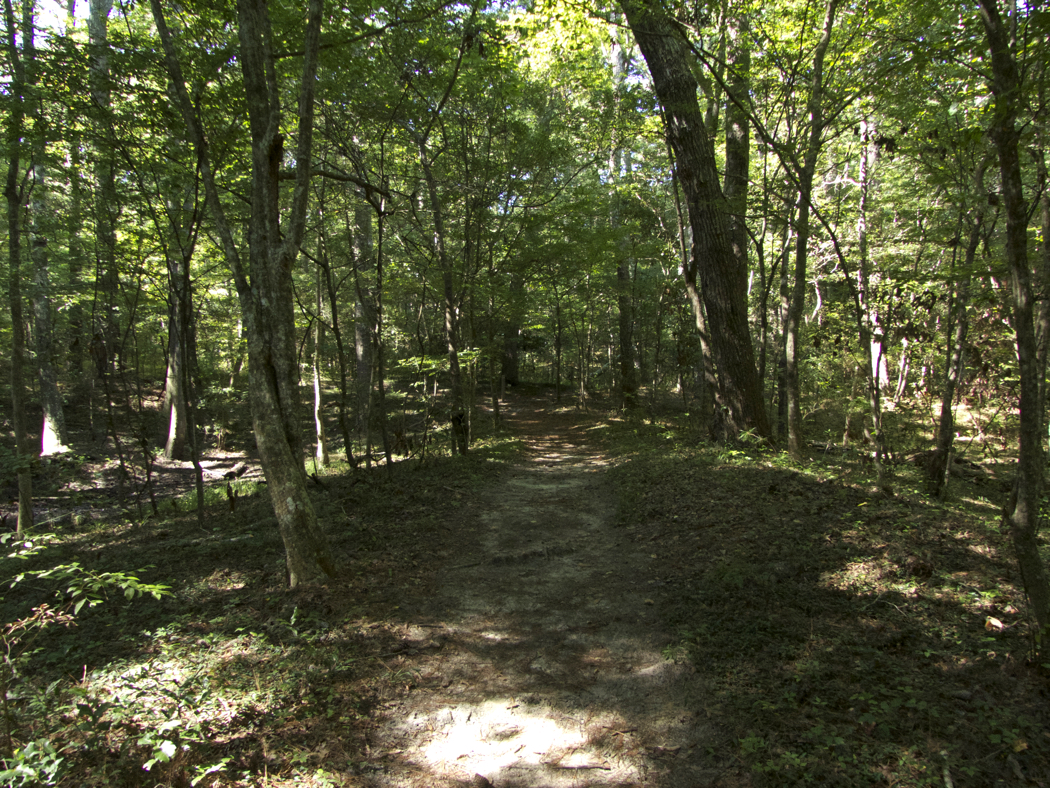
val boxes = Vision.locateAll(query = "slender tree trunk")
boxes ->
[352,205,375,445]
[313,269,330,467]
[503,274,523,386]
[1033,142,1050,429]
[930,160,989,498]
[785,0,838,459]
[416,140,468,454]
[163,201,195,460]
[29,42,68,455]
[723,11,750,281]
[620,0,768,436]
[163,259,188,459]
[372,192,394,471]
[979,0,1050,643]
[610,29,639,408]
[152,0,335,586]
[89,0,119,364]
[317,237,355,467]
[855,120,890,491]
[4,0,33,533]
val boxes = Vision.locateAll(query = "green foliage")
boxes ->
[0,532,172,782]
[0,739,64,786]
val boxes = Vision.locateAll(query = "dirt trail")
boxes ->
[366,398,721,787]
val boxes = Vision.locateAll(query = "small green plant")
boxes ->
[0,531,171,781]
[0,738,64,786]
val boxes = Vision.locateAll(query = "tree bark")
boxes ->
[313,268,330,467]
[163,192,196,461]
[89,0,119,367]
[723,12,750,278]
[152,0,335,586]
[610,28,639,408]
[929,160,990,498]
[620,0,768,436]
[4,0,33,533]
[28,19,69,456]
[502,274,523,386]
[785,0,838,460]
[979,0,1050,643]
[416,138,469,454]
[855,120,890,491]
[352,204,376,444]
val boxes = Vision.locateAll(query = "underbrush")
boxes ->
[605,413,1050,786]
[0,425,519,787]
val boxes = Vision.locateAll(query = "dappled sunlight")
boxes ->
[414,699,592,781]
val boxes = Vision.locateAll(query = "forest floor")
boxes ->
[2,387,1050,787]
[355,396,719,787]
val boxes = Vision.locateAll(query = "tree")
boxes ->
[978,0,1050,643]
[3,0,34,533]
[151,0,335,586]
[619,0,769,436]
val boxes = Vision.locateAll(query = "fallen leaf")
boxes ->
[985,616,1005,631]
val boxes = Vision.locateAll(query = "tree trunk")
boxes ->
[4,0,33,533]
[416,138,469,454]
[979,0,1050,644]
[313,269,330,467]
[352,204,376,444]
[163,203,195,461]
[723,12,750,278]
[502,274,523,386]
[152,0,335,587]
[785,0,838,460]
[855,120,890,492]
[317,234,355,467]
[89,0,120,365]
[28,29,68,456]
[64,0,86,378]
[1033,139,1050,430]
[610,29,639,408]
[620,0,768,437]
[163,260,189,460]
[929,160,989,498]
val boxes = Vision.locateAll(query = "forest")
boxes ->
[2,0,1050,784]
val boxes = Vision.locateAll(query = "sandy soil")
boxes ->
[360,399,724,787]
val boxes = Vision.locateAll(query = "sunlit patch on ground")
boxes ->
[413,699,598,782]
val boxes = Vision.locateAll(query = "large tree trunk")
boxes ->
[620,0,768,437]
[152,0,335,587]
[979,0,1050,643]
[4,0,33,533]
